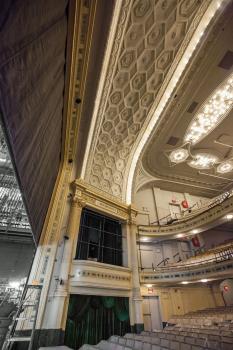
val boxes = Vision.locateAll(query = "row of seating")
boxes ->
[79,329,233,350]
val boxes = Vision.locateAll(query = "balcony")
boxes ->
[140,243,233,284]
[138,191,233,237]
[69,260,131,296]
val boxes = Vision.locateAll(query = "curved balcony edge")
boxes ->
[138,194,233,236]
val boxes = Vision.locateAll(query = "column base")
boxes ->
[130,323,144,334]
[13,328,64,349]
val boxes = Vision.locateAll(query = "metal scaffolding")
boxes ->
[0,127,31,238]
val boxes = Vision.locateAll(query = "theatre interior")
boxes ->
[1,0,233,349]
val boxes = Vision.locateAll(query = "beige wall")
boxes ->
[141,285,218,322]
[135,186,207,225]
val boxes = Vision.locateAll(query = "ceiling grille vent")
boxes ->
[167,136,179,146]
[218,51,233,70]
[187,101,198,113]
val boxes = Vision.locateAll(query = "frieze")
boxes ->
[140,260,233,284]
[72,269,131,282]
[74,178,130,220]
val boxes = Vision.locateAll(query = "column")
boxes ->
[42,194,84,331]
[127,209,144,333]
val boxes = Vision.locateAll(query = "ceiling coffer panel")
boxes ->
[0,0,68,243]
[85,0,205,199]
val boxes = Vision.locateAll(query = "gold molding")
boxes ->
[74,178,137,221]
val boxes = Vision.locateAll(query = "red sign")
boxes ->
[181,200,189,208]
[192,236,200,247]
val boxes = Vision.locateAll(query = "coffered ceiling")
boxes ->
[81,0,232,204]
[141,6,233,198]
[82,0,209,197]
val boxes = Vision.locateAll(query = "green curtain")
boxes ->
[65,295,130,349]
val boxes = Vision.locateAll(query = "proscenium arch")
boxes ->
[124,0,224,205]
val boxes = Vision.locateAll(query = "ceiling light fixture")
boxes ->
[169,148,189,164]
[200,279,208,283]
[188,153,218,169]
[192,229,198,234]
[176,234,184,238]
[226,214,233,220]
[181,281,189,285]
[217,160,233,174]
[141,237,149,242]
[184,73,233,145]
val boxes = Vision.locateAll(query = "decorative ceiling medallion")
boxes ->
[184,73,233,145]
[217,160,233,174]
[188,153,218,169]
[169,148,189,164]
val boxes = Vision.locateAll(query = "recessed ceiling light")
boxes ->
[188,153,218,169]
[192,229,198,234]
[184,73,233,144]
[141,237,149,241]
[181,281,189,285]
[169,148,189,164]
[146,284,152,288]
[200,279,208,283]
[176,234,184,238]
[217,161,233,174]
[226,214,233,220]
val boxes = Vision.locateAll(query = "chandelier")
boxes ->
[184,73,233,145]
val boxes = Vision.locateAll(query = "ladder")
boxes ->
[2,284,42,350]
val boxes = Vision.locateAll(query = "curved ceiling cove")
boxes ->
[82,0,219,202]
[184,73,233,145]
[126,0,224,204]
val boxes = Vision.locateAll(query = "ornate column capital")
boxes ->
[127,205,138,225]
[72,192,86,208]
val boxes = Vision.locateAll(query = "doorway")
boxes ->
[142,296,162,331]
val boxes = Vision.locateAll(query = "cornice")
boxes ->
[74,178,130,220]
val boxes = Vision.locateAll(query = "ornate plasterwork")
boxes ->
[83,0,209,200]
[125,0,225,204]
[74,178,130,221]
[70,260,131,291]
[133,160,155,193]
[140,259,233,284]
[140,2,231,196]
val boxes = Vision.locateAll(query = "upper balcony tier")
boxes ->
[138,190,233,237]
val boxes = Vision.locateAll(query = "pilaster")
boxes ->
[127,206,144,333]
[43,193,85,330]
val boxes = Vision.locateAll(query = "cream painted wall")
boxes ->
[138,240,191,269]
[135,186,207,225]
[141,285,218,322]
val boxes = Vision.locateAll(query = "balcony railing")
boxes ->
[140,243,233,283]
[138,190,233,236]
